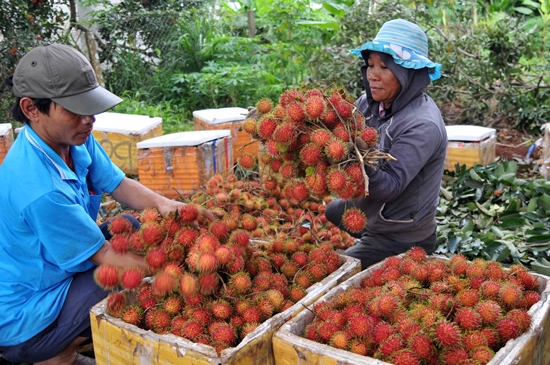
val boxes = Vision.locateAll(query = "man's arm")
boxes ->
[110,177,219,222]
[89,241,150,275]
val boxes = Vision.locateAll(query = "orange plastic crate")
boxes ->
[137,130,233,199]
[0,123,14,166]
[193,107,259,164]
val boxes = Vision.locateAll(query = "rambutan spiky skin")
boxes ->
[476,300,503,325]
[341,207,367,234]
[391,349,421,365]
[455,307,483,331]
[140,222,165,246]
[105,292,126,317]
[326,168,349,194]
[120,268,143,290]
[256,98,273,114]
[238,153,257,170]
[211,323,237,345]
[178,204,199,223]
[153,272,177,296]
[108,216,134,235]
[434,320,462,347]
[348,314,375,337]
[140,207,161,223]
[280,89,305,108]
[145,247,167,270]
[329,330,350,350]
[273,122,297,144]
[378,333,405,358]
[94,264,119,290]
[496,317,522,342]
[110,234,131,254]
[359,127,379,148]
[324,138,348,162]
[179,273,199,297]
[242,118,258,136]
[305,96,326,119]
[299,143,324,166]
[121,305,143,326]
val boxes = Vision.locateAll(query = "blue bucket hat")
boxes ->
[350,19,442,81]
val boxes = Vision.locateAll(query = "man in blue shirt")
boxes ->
[0,43,216,365]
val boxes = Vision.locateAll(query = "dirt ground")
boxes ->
[494,126,539,161]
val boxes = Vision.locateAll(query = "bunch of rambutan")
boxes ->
[95,187,353,356]
[301,247,541,365]
[241,86,395,202]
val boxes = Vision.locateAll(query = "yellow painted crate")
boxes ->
[445,125,496,169]
[92,112,163,175]
[136,131,233,200]
[0,123,14,166]
[272,255,550,365]
[90,254,361,365]
[193,107,259,164]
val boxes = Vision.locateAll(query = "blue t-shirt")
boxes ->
[0,125,125,346]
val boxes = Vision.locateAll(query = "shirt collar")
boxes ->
[23,125,89,181]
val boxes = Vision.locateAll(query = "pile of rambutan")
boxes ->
[95,181,355,355]
[240,86,393,234]
[300,247,541,365]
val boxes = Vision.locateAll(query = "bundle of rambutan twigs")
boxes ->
[241,85,396,197]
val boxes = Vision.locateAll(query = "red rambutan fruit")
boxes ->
[391,349,420,365]
[329,330,350,350]
[178,204,199,223]
[434,320,462,347]
[378,333,405,358]
[108,215,134,235]
[455,307,483,331]
[152,272,177,296]
[94,264,119,290]
[359,127,379,148]
[324,138,348,162]
[105,292,126,317]
[140,207,160,223]
[145,247,167,271]
[198,272,220,295]
[476,300,503,325]
[256,98,273,114]
[163,295,184,315]
[238,153,257,170]
[120,268,143,290]
[305,96,326,120]
[121,305,142,326]
[341,207,367,234]
[242,118,258,136]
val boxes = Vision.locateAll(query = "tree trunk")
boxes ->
[247,10,256,38]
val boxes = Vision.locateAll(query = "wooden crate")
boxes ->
[90,254,361,365]
[92,112,163,175]
[136,130,233,199]
[0,123,14,166]
[193,107,259,164]
[445,125,496,169]
[272,255,550,365]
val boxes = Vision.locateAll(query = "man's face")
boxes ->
[34,102,94,148]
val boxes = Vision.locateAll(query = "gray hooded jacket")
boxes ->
[353,53,447,242]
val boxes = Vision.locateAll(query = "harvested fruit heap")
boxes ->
[300,247,541,365]
[239,86,394,234]
[95,173,356,356]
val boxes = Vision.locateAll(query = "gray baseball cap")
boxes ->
[12,43,122,115]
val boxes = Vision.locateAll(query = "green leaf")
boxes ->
[530,260,550,276]
[500,217,527,229]
[496,246,512,261]
[475,202,494,216]
[448,236,462,253]
[525,235,550,243]
[538,194,550,211]
[295,20,340,30]
[462,219,474,236]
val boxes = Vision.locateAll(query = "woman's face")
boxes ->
[366,52,402,107]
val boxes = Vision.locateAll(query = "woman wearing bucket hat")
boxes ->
[0,44,219,365]
[325,19,447,270]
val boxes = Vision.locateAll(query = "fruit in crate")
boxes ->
[300,247,540,364]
